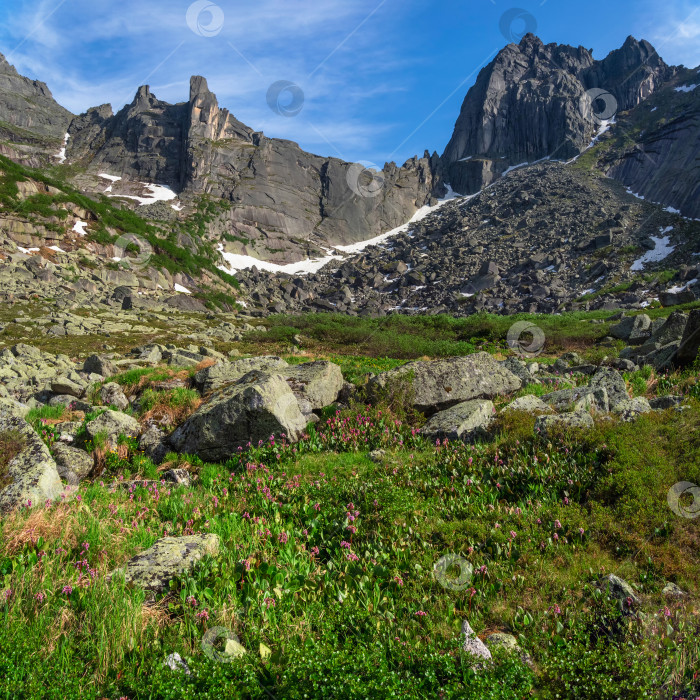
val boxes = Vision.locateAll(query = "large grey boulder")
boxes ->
[367,352,521,414]
[281,361,344,410]
[542,387,609,413]
[501,357,538,386]
[675,310,700,367]
[52,443,93,485]
[86,410,141,443]
[650,395,683,410]
[0,415,64,512]
[610,314,651,343]
[649,311,688,347]
[193,356,288,393]
[641,341,682,371]
[589,367,629,410]
[109,534,220,594]
[535,411,594,438]
[0,397,30,419]
[422,400,494,442]
[139,426,169,464]
[100,382,129,411]
[170,372,307,461]
[83,354,118,378]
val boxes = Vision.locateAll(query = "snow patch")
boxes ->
[16,246,39,254]
[334,185,460,255]
[55,133,69,164]
[98,173,122,193]
[217,244,342,276]
[675,84,698,93]
[174,284,191,294]
[502,156,551,175]
[630,228,675,271]
[666,279,697,294]
[47,245,65,253]
[72,220,88,236]
[109,182,178,206]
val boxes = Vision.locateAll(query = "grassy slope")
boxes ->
[0,331,699,699]
[0,154,240,310]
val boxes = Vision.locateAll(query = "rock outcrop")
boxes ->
[0,52,73,152]
[0,415,64,512]
[64,76,443,263]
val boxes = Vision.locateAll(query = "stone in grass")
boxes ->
[502,395,553,414]
[138,425,168,465]
[600,574,640,613]
[0,415,64,513]
[662,582,686,598]
[421,400,494,442]
[542,386,609,413]
[369,449,386,463]
[52,443,93,485]
[485,633,535,668]
[164,652,190,675]
[589,367,630,411]
[368,352,521,415]
[534,411,594,439]
[49,395,93,413]
[170,372,307,462]
[612,397,652,422]
[110,534,220,595]
[461,620,492,662]
[100,382,129,411]
[85,410,141,443]
[83,354,118,378]
[649,395,683,410]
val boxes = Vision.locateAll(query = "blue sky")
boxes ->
[1,0,698,167]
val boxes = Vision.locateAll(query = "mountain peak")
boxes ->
[190,75,210,100]
[442,34,676,195]
[518,33,543,50]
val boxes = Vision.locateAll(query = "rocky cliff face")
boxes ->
[603,71,700,219]
[0,52,73,166]
[441,35,676,195]
[64,76,443,262]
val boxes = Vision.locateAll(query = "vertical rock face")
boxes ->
[68,86,188,187]
[0,52,73,142]
[441,34,675,195]
[604,82,700,219]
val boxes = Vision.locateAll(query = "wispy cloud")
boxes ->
[2,0,697,167]
[1,0,412,163]
[640,0,700,67]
